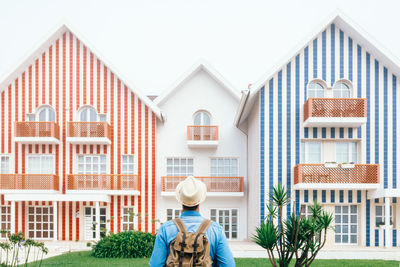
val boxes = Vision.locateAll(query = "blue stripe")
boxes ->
[286,63,291,218]
[348,190,353,203]
[384,67,388,189]
[348,128,353,138]
[295,190,300,216]
[393,197,397,203]
[393,230,397,247]
[340,30,344,78]
[296,55,300,165]
[322,30,326,81]
[313,190,317,201]
[331,128,335,138]
[384,229,386,247]
[322,127,326,138]
[366,193,370,246]
[331,24,335,86]
[339,190,344,203]
[269,79,274,203]
[260,86,265,223]
[304,47,309,102]
[313,39,317,78]
[375,60,379,165]
[393,75,397,189]
[322,190,326,203]
[357,45,362,138]
[339,128,344,138]
[357,190,361,203]
[366,53,371,163]
[375,198,379,203]
[348,37,353,81]
[313,127,317,138]
[304,190,309,203]
[304,128,308,138]
[331,190,335,203]
[375,229,379,247]
[278,71,282,186]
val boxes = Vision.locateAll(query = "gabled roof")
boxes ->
[0,20,163,120]
[235,10,400,126]
[154,59,240,106]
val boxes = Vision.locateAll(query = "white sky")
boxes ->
[0,0,399,95]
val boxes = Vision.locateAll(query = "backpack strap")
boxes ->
[192,219,212,267]
[173,218,187,267]
[173,218,187,234]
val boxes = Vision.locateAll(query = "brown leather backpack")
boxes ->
[166,218,213,267]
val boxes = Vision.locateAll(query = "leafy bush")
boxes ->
[92,231,156,258]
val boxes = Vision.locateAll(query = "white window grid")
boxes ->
[335,142,357,163]
[28,206,54,239]
[78,155,107,174]
[375,205,393,227]
[121,155,135,174]
[300,205,313,219]
[166,209,182,221]
[210,158,238,177]
[210,208,238,240]
[122,207,135,231]
[307,82,325,98]
[300,142,322,164]
[333,82,351,98]
[0,206,11,237]
[334,205,357,244]
[0,155,10,174]
[166,158,193,176]
[26,155,55,174]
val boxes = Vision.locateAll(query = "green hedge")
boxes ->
[92,231,156,258]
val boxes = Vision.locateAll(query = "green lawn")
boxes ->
[23,251,399,266]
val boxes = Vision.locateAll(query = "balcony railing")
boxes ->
[67,174,140,191]
[0,174,59,190]
[187,126,218,141]
[294,164,380,185]
[14,122,60,140]
[67,122,111,143]
[303,98,367,120]
[161,176,244,193]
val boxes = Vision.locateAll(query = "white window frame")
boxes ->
[122,207,135,231]
[0,155,11,174]
[300,142,322,164]
[210,158,239,177]
[28,206,54,239]
[375,205,393,227]
[166,158,194,176]
[300,204,314,219]
[334,205,358,245]
[333,81,352,98]
[0,206,11,237]
[121,155,135,174]
[166,208,182,221]
[210,208,239,240]
[26,155,55,174]
[335,142,357,164]
[307,82,326,98]
[77,155,107,174]
[193,111,211,126]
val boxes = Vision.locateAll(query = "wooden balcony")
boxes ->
[67,122,111,144]
[0,174,59,191]
[187,126,218,148]
[293,164,380,189]
[14,122,60,144]
[67,174,140,194]
[161,176,244,196]
[303,98,367,127]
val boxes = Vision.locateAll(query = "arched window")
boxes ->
[333,82,351,98]
[308,82,325,98]
[80,107,98,122]
[194,111,211,126]
[29,106,56,121]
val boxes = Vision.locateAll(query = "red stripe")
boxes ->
[55,40,59,124]
[76,145,80,154]
[62,32,66,197]
[76,202,79,240]
[8,86,11,153]
[152,114,156,233]
[35,59,38,108]
[145,106,148,232]
[131,93,135,154]
[69,144,73,176]
[1,195,4,205]
[69,33,73,122]
[138,100,142,231]
[69,203,72,240]
[90,145,93,154]
[49,46,52,105]
[90,53,94,106]
[83,145,86,154]
[56,145,59,177]
[22,202,25,234]
[97,145,100,154]
[22,73,25,121]
[83,46,87,104]
[97,60,100,112]
[104,145,107,154]
[22,145,25,173]
[124,86,128,154]
[117,196,121,233]
[42,53,45,104]
[29,66,32,113]
[15,79,18,121]
[15,203,18,233]
[15,143,18,174]
[42,144,46,154]
[131,196,134,207]
[104,66,107,113]
[28,145,32,153]
[110,73,114,178]
[62,202,65,240]
[76,39,80,109]
[35,144,39,154]
[124,196,127,206]
[49,145,52,154]
[1,92,3,153]
[110,196,114,233]
[117,80,121,192]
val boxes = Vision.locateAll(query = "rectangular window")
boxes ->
[0,206,11,237]
[28,206,54,239]
[121,155,134,174]
[210,158,238,177]
[300,142,322,163]
[336,142,357,163]
[0,155,10,174]
[210,208,238,240]
[78,155,107,174]
[166,158,193,176]
[122,207,135,231]
[27,155,54,174]
[375,206,393,227]
[166,209,182,221]
[335,205,357,244]
[300,205,313,219]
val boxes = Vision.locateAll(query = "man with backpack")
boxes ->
[149,176,235,267]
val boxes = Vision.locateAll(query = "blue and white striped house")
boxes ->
[235,12,400,248]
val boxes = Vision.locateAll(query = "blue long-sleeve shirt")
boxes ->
[149,211,235,267]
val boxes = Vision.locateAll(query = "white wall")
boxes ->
[155,69,248,240]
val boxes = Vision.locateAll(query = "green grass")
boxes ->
[23,251,399,267]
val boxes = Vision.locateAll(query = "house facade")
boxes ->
[235,14,400,248]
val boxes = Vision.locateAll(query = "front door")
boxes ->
[84,207,106,240]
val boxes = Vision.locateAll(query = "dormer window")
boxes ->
[308,82,325,98]
[194,111,211,126]
[333,81,351,98]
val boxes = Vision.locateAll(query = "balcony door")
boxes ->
[84,207,106,240]
[193,111,211,140]
[336,142,357,164]
[300,142,322,163]
[27,155,54,174]
[77,155,107,189]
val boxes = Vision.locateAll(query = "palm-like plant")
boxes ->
[253,184,333,267]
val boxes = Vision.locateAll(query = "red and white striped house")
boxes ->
[0,24,162,241]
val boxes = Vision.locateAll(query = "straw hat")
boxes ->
[175,176,207,207]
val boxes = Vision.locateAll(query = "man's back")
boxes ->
[149,211,235,267]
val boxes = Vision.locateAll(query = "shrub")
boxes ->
[91,231,156,258]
